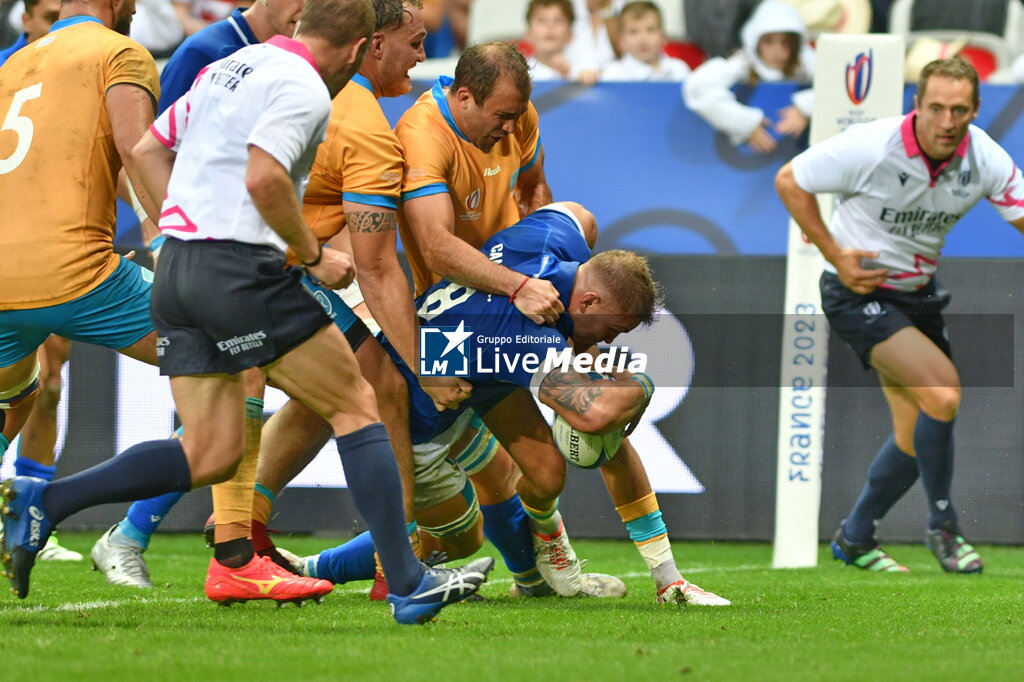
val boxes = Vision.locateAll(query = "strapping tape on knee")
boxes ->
[420,495,481,540]
[0,359,41,409]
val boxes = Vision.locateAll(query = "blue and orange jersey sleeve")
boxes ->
[105,39,160,108]
[303,81,404,244]
[516,102,542,173]
[396,93,457,201]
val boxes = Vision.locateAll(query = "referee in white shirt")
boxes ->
[775,58,1024,574]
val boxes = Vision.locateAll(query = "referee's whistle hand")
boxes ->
[309,249,357,290]
[513,278,564,326]
[834,249,888,295]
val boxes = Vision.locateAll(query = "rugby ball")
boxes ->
[551,414,624,469]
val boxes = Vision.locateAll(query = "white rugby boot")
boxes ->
[530,517,583,597]
[656,579,731,606]
[37,532,84,561]
[90,525,154,588]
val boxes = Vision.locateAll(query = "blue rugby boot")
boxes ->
[0,476,52,598]
[387,556,494,625]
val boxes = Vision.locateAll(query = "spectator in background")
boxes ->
[567,0,623,84]
[0,0,58,66]
[172,0,235,36]
[523,0,575,80]
[870,0,892,32]
[601,1,690,81]
[684,0,814,154]
[0,0,19,47]
[782,0,872,37]
[683,0,759,59]
[422,0,471,57]
[130,0,186,57]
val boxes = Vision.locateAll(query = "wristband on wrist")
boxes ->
[302,244,324,268]
[509,275,530,302]
[629,372,654,401]
[149,234,167,252]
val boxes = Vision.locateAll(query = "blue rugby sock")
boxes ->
[310,531,377,583]
[14,455,57,481]
[42,439,192,526]
[120,492,186,549]
[481,494,538,582]
[843,435,919,544]
[335,424,422,596]
[914,413,958,530]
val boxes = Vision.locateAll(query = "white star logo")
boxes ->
[440,321,473,358]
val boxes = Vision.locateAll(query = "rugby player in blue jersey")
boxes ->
[302,202,732,605]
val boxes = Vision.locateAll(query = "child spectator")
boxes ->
[684,0,815,153]
[172,0,235,36]
[567,0,623,84]
[524,0,575,80]
[601,1,690,82]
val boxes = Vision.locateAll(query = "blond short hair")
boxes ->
[588,250,663,325]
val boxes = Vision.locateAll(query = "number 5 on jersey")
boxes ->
[0,83,43,175]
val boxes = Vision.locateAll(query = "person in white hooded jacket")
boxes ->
[683,0,815,153]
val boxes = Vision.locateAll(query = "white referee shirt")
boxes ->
[151,36,331,252]
[792,113,1024,291]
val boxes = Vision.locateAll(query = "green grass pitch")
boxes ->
[2,534,1023,681]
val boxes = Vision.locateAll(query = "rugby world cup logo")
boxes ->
[845,49,873,105]
[466,188,481,212]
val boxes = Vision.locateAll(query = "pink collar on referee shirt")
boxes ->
[266,35,320,75]
[900,111,970,160]
[900,112,970,187]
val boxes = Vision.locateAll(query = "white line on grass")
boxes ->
[10,596,205,613]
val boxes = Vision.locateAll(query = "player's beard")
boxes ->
[114,14,132,36]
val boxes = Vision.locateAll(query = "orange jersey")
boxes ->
[297,74,403,264]
[0,16,158,310]
[395,76,542,295]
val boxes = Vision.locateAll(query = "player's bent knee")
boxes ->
[920,386,961,421]
[320,377,380,433]
[442,524,485,560]
[523,463,566,502]
[36,384,62,414]
[193,451,244,485]
[180,432,244,484]
[418,497,483,560]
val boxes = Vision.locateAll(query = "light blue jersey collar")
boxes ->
[431,76,472,144]
[50,15,104,32]
[352,73,376,97]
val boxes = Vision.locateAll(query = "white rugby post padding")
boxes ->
[772,34,905,569]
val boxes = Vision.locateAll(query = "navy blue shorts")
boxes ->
[151,239,331,376]
[820,272,952,370]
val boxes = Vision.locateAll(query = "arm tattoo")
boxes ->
[347,210,397,233]
[540,370,602,415]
